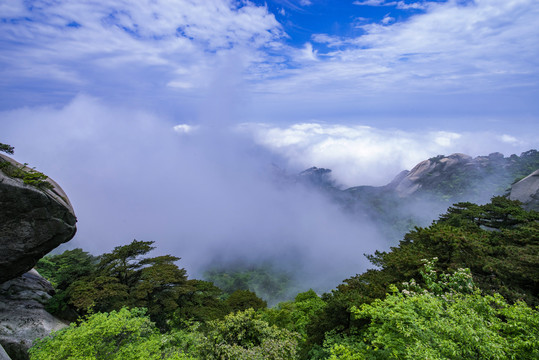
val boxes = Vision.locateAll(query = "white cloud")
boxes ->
[311,33,348,47]
[500,134,519,144]
[0,0,284,98]
[173,124,198,134]
[433,131,461,147]
[396,1,428,10]
[240,122,534,187]
[298,42,318,61]
[257,0,539,101]
[382,14,395,24]
[353,0,429,9]
[353,0,387,5]
[1,0,537,145]
[0,1,28,17]
[2,0,538,128]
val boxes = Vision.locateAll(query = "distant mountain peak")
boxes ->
[298,167,332,177]
[389,153,473,197]
[385,152,532,199]
[297,167,336,188]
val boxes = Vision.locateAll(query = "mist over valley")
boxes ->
[1,1,539,358]
[4,97,537,302]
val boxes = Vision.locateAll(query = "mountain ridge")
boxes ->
[296,149,539,239]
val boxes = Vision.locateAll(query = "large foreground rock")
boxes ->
[0,270,68,360]
[509,169,539,211]
[0,154,76,283]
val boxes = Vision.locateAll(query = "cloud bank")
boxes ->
[2,96,535,290]
[242,122,535,186]
[1,96,384,291]
[1,0,538,292]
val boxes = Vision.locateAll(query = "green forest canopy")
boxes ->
[33,196,539,359]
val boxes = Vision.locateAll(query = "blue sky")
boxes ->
[1,1,539,272]
[2,0,538,184]
[258,0,435,47]
[1,0,537,131]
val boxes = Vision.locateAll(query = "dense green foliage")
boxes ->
[323,262,539,359]
[225,289,268,312]
[0,142,14,154]
[263,289,326,339]
[35,249,97,318]
[37,240,191,328]
[36,240,267,330]
[37,249,97,289]
[172,279,230,325]
[304,197,539,351]
[28,308,194,360]
[197,309,300,360]
[31,196,539,359]
[0,159,53,189]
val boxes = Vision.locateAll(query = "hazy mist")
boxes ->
[2,92,535,295]
[2,95,389,293]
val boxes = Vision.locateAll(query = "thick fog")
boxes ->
[1,0,538,301]
[1,95,387,293]
[2,94,536,294]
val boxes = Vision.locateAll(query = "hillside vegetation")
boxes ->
[32,196,539,359]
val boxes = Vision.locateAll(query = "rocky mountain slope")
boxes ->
[347,149,539,203]
[298,149,539,239]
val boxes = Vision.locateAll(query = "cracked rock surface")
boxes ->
[0,270,68,360]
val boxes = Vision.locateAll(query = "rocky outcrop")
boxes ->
[0,153,77,283]
[388,153,474,197]
[380,151,537,203]
[339,150,539,241]
[0,270,68,360]
[509,169,539,211]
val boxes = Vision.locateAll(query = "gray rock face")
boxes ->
[509,169,539,211]
[388,153,472,197]
[385,152,513,199]
[0,154,77,283]
[0,270,68,360]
